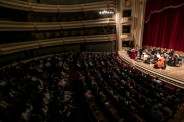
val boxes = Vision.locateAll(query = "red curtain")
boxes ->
[143,0,184,51]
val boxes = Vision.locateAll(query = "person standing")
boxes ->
[163,53,169,70]
[130,47,136,60]
[139,47,144,59]
[162,56,167,70]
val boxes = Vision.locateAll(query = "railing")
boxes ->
[0,18,115,31]
[121,17,134,24]
[118,51,184,89]
[0,0,115,13]
[0,34,116,55]
[121,33,133,40]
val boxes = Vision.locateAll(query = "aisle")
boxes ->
[68,67,95,122]
[168,104,184,122]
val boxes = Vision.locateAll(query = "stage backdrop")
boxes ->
[143,0,184,51]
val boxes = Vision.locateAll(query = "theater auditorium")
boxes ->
[0,0,184,122]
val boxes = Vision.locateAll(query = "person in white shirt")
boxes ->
[153,77,161,84]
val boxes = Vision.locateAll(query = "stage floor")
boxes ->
[118,51,184,82]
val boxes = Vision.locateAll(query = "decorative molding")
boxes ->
[138,0,146,5]
[145,2,184,23]
[121,17,133,24]
[124,0,132,8]
[121,33,133,40]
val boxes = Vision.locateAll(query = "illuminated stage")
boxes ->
[118,50,184,88]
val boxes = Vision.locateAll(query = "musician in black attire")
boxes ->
[139,48,144,59]
[127,48,131,57]
[169,54,179,66]
[162,48,168,54]
[157,47,162,54]
[169,49,174,57]
[162,56,167,70]
[151,47,156,55]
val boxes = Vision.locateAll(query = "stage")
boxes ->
[118,50,184,83]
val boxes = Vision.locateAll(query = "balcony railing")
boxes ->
[0,0,115,13]
[0,18,115,31]
[121,17,134,24]
[0,34,116,55]
[121,33,133,40]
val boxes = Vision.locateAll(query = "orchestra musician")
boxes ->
[151,47,156,55]
[171,54,179,66]
[135,47,182,69]
[154,54,165,69]
[139,47,144,59]
[162,48,168,54]
[168,49,174,57]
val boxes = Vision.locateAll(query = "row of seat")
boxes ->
[0,52,183,122]
[75,52,184,122]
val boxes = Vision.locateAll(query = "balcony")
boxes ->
[0,18,115,31]
[0,34,116,55]
[121,17,133,25]
[121,33,133,41]
[0,0,115,13]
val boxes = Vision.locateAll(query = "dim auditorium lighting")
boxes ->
[99,9,115,15]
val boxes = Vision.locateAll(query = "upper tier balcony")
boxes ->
[0,0,115,13]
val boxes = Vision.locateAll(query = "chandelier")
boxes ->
[99,9,115,15]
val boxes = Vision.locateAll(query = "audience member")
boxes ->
[0,51,183,122]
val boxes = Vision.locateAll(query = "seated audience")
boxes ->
[0,51,183,122]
